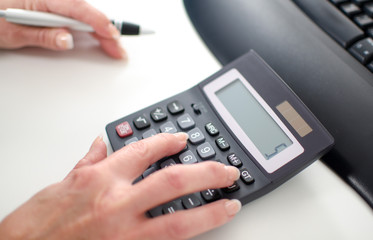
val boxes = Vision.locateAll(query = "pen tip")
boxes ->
[0,10,6,18]
[140,28,155,35]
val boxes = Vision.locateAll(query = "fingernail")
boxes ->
[97,133,104,142]
[118,44,128,60]
[225,199,242,217]
[108,23,120,40]
[90,134,103,150]
[56,32,74,50]
[173,132,189,142]
[225,166,240,182]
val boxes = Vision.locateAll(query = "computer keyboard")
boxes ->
[293,0,373,72]
[184,0,373,209]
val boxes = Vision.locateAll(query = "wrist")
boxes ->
[0,214,26,240]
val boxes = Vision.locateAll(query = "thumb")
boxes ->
[73,135,108,170]
[15,26,74,50]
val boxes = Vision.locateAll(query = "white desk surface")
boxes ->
[1,0,372,239]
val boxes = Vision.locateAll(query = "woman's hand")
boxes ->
[0,0,126,59]
[0,133,241,240]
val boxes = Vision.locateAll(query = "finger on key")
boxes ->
[127,161,240,213]
[107,133,188,181]
[132,199,242,240]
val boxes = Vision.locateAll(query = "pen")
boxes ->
[0,8,154,35]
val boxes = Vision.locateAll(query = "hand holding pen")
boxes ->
[0,0,152,59]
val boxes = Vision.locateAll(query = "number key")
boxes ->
[197,142,216,160]
[179,150,198,164]
[187,127,205,144]
[177,113,195,130]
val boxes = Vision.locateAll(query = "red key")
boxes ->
[115,121,133,138]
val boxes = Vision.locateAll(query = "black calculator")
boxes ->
[106,50,334,216]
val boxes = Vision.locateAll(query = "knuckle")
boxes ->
[124,140,149,157]
[204,161,231,185]
[163,167,187,191]
[205,161,223,176]
[36,29,52,47]
[68,167,97,190]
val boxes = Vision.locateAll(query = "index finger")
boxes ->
[107,133,189,181]
[30,0,118,39]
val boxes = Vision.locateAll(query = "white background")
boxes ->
[0,0,372,239]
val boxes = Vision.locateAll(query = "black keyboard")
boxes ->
[184,0,373,209]
[293,0,373,72]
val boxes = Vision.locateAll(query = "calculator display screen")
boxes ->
[203,68,304,173]
[216,79,293,160]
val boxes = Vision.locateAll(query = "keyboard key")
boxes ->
[160,158,177,168]
[177,113,195,130]
[142,129,157,139]
[115,121,133,138]
[160,121,177,133]
[201,189,221,202]
[150,107,167,122]
[329,0,348,5]
[187,127,205,144]
[365,3,373,17]
[340,3,361,16]
[162,202,180,214]
[349,38,373,64]
[368,28,373,37]
[354,14,373,28]
[352,0,370,6]
[215,136,230,151]
[293,0,364,47]
[197,142,216,159]
[182,195,202,209]
[179,150,198,164]
[240,168,255,185]
[167,101,184,115]
[124,137,138,146]
[205,122,219,136]
[133,115,151,129]
[227,153,243,168]
[222,181,240,193]
[367,61,373,72]
[143,167,157,178]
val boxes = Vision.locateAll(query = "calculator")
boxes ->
[106,50,334,216]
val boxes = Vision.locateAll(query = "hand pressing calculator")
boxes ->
[106,50,334,216]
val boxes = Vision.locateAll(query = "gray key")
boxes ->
[197,142,216,159]
[187,127,205,145]
[142,129,157,139]
[179,150,198,164]
[125,137,138,146]
[177,113,195,130]
[160,121,177,133]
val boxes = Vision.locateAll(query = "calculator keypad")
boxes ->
[113,99,256,217]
